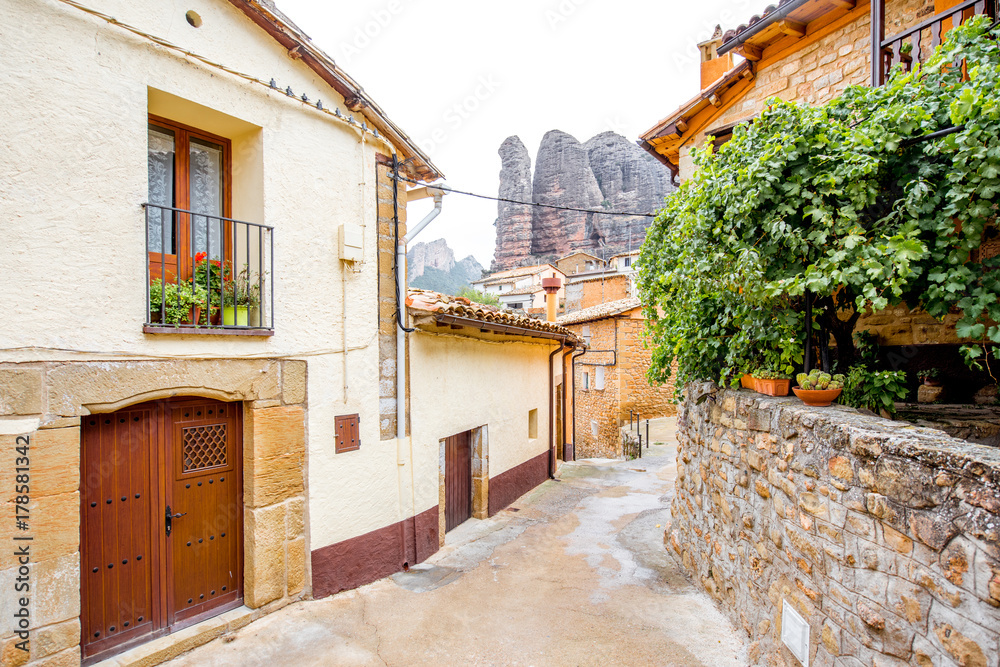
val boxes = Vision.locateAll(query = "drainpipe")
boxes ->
[569,346,586,462]
[547,343,564,478]
[395,183,444,442]
[561,346,573,462]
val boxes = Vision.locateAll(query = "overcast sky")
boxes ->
[278,0,759,268]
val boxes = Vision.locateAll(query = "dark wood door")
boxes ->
[166,399,242,625]
[81,398,243,662]
[445,431,472,532]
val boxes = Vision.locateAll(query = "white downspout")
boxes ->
[396,191,443,440]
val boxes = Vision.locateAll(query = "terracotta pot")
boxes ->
[922,379,942,387]
[740,374,755,390]
[755,378,790,397]
[793,386,843,407]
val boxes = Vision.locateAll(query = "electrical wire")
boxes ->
[394,174,660,218]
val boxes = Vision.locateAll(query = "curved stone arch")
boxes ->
[82,386,247,415]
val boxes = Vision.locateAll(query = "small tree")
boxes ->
[455,286,501,306]
[638,18,1000,391]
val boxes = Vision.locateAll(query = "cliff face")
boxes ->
[491,130,675,272]
[408,238,484,294]
[491,136,534,271]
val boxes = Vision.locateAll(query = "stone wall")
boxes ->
[377,158,406,441]
[668,383,1000,666]
[617,317,676,423]
[570,317,622,458]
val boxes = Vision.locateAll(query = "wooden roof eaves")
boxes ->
[227,0,443,181]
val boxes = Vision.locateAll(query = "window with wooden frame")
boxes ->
[146,115,232,283]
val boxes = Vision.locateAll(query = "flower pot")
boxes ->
[922,379,942,387]
[740,374,755,390]
[793,386,843,407]
[755,378,790,397]
[223,305,248,326]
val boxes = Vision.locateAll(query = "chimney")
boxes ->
[542,277,562,322]
[698,25,734,90]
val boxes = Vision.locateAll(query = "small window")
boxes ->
[528,409,538,439]
[624,257,632,268]
[582,325,592,347]
[335,414,360,453]
[510,302,523,310]
[595,366,605,390]
[591,420,599,439]
[582,371,590,391]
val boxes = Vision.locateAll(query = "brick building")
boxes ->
[559,298,676,458]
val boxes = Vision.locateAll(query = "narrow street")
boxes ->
[167,419,747,667]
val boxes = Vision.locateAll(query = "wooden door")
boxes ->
[445,431,472,532]
[166,399,242,626]
[81,398,242,662]
[81,406,162,658]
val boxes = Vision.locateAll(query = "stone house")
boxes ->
[555,251,606,276]
[0,0,501,664]
[471,264,566,312]
[559,298,676,459]
[639,0,1000,396]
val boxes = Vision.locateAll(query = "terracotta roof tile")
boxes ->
[558,297,642,325]
[407,289,581,341]
[721,0,800,45]
[473,263,561,284]
[503,285,544,296]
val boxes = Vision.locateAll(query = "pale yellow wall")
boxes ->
[0,0,414,550]
[409,333,554,499]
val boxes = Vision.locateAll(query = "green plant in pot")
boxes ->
[149,279,209,325]
[223,264,262,326]
[751,368,792,397]
[917,368,942,386]
[793,369,845,406]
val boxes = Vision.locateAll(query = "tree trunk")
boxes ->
[816,296,860,370]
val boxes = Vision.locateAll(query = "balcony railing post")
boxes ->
[871,0,885,86]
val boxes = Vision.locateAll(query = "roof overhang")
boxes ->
[228,0,443,181]
[718,0,864,63]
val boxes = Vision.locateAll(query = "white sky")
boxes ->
[277,0,760,267]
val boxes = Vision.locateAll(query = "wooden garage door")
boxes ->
[445,431,472,532]
[81,398,242,662]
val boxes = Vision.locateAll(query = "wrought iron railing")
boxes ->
[873,0,997,86]
[143,203,273,331]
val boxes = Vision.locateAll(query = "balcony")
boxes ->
[874,0,997,86]
[143,203,274,335]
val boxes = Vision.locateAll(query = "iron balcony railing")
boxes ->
[143,203,274,332]
[873,0,997,86]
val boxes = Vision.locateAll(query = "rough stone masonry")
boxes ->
[667,383,1000,667]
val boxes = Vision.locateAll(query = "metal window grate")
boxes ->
[182,424,228,471]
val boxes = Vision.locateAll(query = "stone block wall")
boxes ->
[669,383,1000,666]
[569,317,622,458]
[376,157,407,441]
[617,317,676,423]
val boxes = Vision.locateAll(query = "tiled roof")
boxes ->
[407,289,580,341]
[503,286,544,297]
[558,297,642,325]
[473,263,560,284]
[721,0,803,45]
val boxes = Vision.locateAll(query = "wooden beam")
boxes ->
[708,93,722,107]
[829,0,856,8]
[779,19,807,38]
[676,119,689,133]
[737,43,763,61]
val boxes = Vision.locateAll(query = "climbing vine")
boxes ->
[638,17,1000,392]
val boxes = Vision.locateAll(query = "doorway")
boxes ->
[444,430,473,532]
[80,397,243,663]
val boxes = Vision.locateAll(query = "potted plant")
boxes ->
[740,372,756,390]
[752,368,791,397]
[149,279,209,325]
[917,368,942,387]
[793,369,845,406]
[223,264,262,326]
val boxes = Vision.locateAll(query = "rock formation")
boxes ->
[492,137,534,271]
[408,238,484,294]
[491,130,675,272]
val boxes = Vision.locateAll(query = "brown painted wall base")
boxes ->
[311,505,439,599]
[488,450,550,516]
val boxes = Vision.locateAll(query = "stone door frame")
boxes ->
[437,425,488,543]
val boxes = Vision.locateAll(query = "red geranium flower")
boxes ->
[195,252,207,262]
